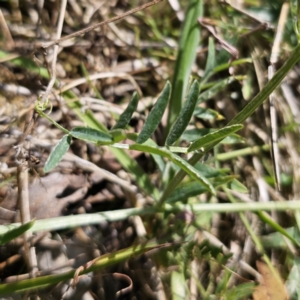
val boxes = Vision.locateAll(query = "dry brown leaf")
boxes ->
[0,172,88,222]
[253,261,289,300]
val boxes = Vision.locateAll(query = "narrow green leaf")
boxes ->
[229,179,248,193]
[188,124,243,152]
[166,0,203,133]
[171,271,186,299]
[202,37,215,81]
[44,135,72,173]
[70,127,113,144]
[111,146,159,199]
[112,92,139,129]
[0,240,166,295]
[130,144,215,195]
[194,107,224,120]
[167,176,237,204]
[257,211,300,247]
[136,81,171,144]
[183,128,245,144]
[166,80,200,146]
[0,220,35,245]
[197,76,236,105]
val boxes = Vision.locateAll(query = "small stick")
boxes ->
[268,2,289,192]
[39,0,67,104]
[17,112,39,146]
[40,0,163,49]
[17,165,39,278]
[0,9,15,50]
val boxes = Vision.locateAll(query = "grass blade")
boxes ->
[166,0,203,133]
[44,135,72,173]
[257,211,300,247]
[112,92,139,129]
[70,127,113,144]
[0,241,167,295]
[202,37,216,81]
[166,176,237,204]
[136,81,171,144]
[188,124,243,152]
[166,80,200,146]
[0,220,35,245]
[197,76,237,105]
[3,201,300,234]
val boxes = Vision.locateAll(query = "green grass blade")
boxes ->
[136,81,171,144]
[197,76,237,105]
[70,127,113,144]
[0,220,35,245]
[166,176,237,204]
[112,92,139,129]
[227,43,300,126]
[257,211,300,247]
[65,92,108,132]
[130,144,215,195]
[0,241,166,295]
[171,271,187,299]
[3,201,300,234]
[166,0,203,133]
[44,135,72,173]
[0,51,49,78]
[187,124,243,152]
[111,147,159,199]
[202,37,216,81]
[80,62,103,99]
[166,80,200,146]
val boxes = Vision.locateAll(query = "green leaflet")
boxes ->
[44,135,72,173]
[70,126,113,144]
[188,124,243,153]
[136,81,171,144]
[166,80,200,146]
[129,143,215,195]
[112,92,139,130]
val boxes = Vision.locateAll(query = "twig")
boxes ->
[198,17,239,59]
[55,72,143,96]
[40,0,163,49]
[39,0,67,105]
[268,2,289,192]
[17,165,38,278]
[0,9,15,50]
